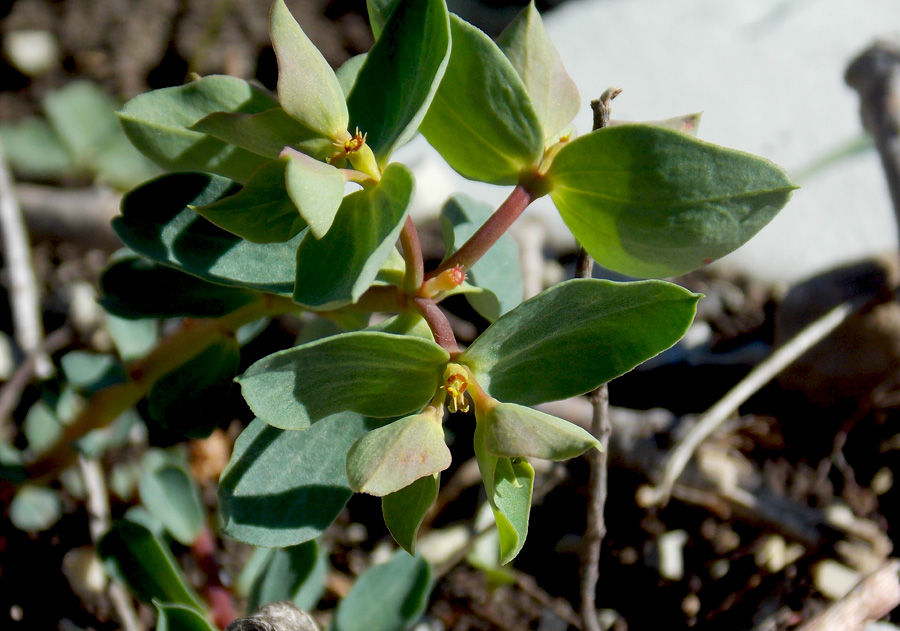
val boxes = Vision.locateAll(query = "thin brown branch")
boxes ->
[412,296,458,353]
[400,215,424,295]
[578,86,620,631]
[645,289,878,507]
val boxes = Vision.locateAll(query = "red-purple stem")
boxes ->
[400,215,424,295]
[413,296,458,353]
[427,183,536,279]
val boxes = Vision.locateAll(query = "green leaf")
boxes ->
[99,251,258,319]
[347,0,450,164]
[248,541,326,612]
[383,474,438,555]
[293,162,414,309]
[459,278,700,405]
[138,464,205,545]
[332,551,432,631]
[114,171,302,295]
[99,520,204,609]
[496,2,580,141]
[482,402,599,460]
[546,124,797,277]
[270,0,348,139]
[43,81,159,189]
[346,409,450,496]
[192,157,309,244]
[118,75,277,182]
[105,314,158,361]
[147,336,240,439]
[440,194,523,320]
[0,117,76,178]
[238,331,448,430]
[336,54,368,98]
[218,414,369,547]
[190,107,335,161]
[9,485,63,532]
[366,0,401,39]
[154,602,217,631]
[60,351,127,394]
[474,423,533,565]
[284,152,347,238]
[419,15,543,184]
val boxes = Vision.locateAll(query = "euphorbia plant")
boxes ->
[102,0,795,566]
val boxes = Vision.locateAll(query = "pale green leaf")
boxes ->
[547,124,796,277]
[285,151,346,238]
[483,402,599,460]
[270,0,348,139]
[346,410,450,496]
[497,2,580,141]
[237,331,448,430]
[154,602,216,631]
[118,75,277,182]
[191,107,335,162]
[460,279,699,405]
[419,15,543,184]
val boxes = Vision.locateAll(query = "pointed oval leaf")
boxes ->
[474,423,533,565]
[332,551,432,631]
[192,157,308,243]
[383,474,438,555]
[497,2,580,141]
[440,194,523,320]
[191,107,334,161]
[293,162,414,309]
[248,541,325,612]
[346,411,450,496]
[99,252,258,319]
[155,602,217,631]
[271,0,348,138]
[483,402,599,460]
[99,520,204,609]
[419,15,543,184]
[609,113,702,136]
[547,124,797,277]
[460,278,700,405]
[218,414,369,547]
[285,151,346,238]
[113,171,302,295]
[118,75,277,182]
[138,464,205,545]
[237,331,449,430]
[347,0,450,163]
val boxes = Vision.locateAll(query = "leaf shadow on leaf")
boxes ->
[115,172,300,294]
[218,425,351,533]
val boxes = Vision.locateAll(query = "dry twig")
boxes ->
[0,142,52,378]
[578,87,620,631]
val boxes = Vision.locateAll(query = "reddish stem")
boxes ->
[192,527,234,629]
[413,297,458,353]
[426,182,537,279]
[400,215,424,295]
